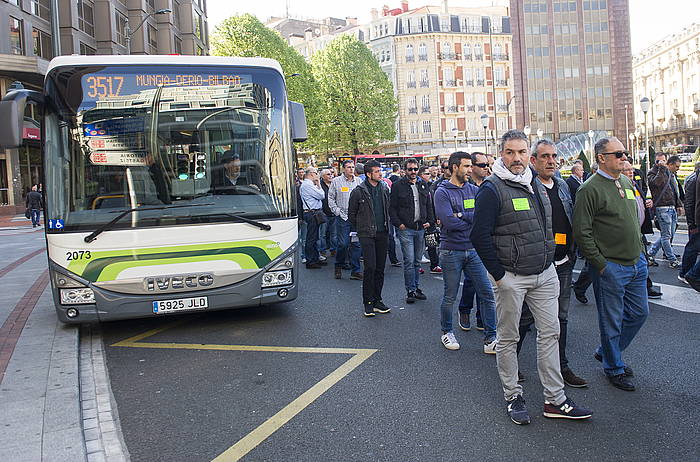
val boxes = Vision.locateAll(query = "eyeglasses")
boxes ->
[441,165,449,169]
[406,167,419,172]
[614,179,625,199]
[473,162,488,168]
[602,151,628,159]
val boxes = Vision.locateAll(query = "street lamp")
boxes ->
[506,96,516,130]
[125,8,172,54]
[640,96,651,171]
[587,130,595,165]
[536,128,544,140]
[451,127,458,152]
[628,132,636,164]
[480,113,490,155]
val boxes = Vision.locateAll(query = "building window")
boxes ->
[405,44,414,62]
[9,17,23,55]
[174,36,182,54]
[80,42,96,55]
[194,11,203,40]
[77,0,95,37]
[115,12,127,47]
[418,43,427,61]
[32,29,52,59]
[422,120,431,133]
[147,25,158,54]
[173,1,181,29]
[31,0,51,21]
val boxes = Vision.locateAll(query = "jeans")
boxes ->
[649,206,678,261]
[318,215,337,253]
[387,224,399,264]
[397,228,425,292]
[30,209,41,227]
[490,264,565,404]
[335,217,361,272]
[458,272,482,324]
[359,232,388,305]
[427,245,439,269]
[680,230,700,278]
[592,253,649,377]
[299,219,307,260]
[439,249,496,341]
[303,212,321,264]
[517,259,574,370]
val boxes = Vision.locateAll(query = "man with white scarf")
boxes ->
[471,130,592,426]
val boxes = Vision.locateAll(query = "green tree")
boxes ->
[578,150,591,173]
[210,14,319,148]
[311,35,397,154]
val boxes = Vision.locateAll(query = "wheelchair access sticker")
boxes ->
[47,219,65,230]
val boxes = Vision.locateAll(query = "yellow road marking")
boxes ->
[111,323,377,461]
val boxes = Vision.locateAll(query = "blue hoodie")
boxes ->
[434,180,479,250]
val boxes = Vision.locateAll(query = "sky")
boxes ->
[206,0,698,54]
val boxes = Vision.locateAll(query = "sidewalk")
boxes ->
[0,232,127,462]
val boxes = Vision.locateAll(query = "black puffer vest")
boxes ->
[486,174,555,275]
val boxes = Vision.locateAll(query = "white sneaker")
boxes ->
[483,338,497,355]
[420,256,431,264]
[301,258,307,264]
[441,332,460,350]
[678,275,688,284]
[319,254,327,262]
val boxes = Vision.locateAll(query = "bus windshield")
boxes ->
[43,65,295,233]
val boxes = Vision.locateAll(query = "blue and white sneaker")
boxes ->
[506,395,530,425]
[543,398,592,420]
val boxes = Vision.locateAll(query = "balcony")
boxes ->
[407,81,416,88]
[418,54,428,61]
[495,79,508,87]
[464,54,473,61]
[497,104,509,111]
[474,54,483,61]
[405,55,415,63]
[477,105,486,111]
[465,80,474,86]
[443,79,457,87]
[419,80,430,88]
[421,106,431,113]
[408,107,418,114]
[493,53,509,61]
[476,79,485,86]
[466,105,475,111]
[446,105,458,113]
[438,52,458,60]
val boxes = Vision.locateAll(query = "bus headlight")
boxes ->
[261,270,293,288]
[60,288,95,305]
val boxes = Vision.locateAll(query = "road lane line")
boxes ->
[212,349,376,462]
[110,325,378,461]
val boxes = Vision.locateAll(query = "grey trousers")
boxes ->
[491,264,565,405]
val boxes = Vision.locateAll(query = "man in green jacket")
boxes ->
[573,137,649,392]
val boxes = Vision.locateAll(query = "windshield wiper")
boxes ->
[195,212,272,231]
[83,203,214,243]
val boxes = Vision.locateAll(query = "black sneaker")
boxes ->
[506,395,530,425]
[475,319,484,331]
[543,398,592,420]
[574,290,588,304]
[373,301,391,314]
[350,272,364,280]
[686,275,700,293]
[406,291,416,304]
[647,287,662,299]
[562,368,588,388]
[594,352,633,377]
[363,303,375,317]
[458,312,471,331]
[647,256,659,267]
[607,373,635,391]
[414,288,427,300]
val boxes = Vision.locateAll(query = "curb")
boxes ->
[79,324,130,462]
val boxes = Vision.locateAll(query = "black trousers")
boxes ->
[359,232,389,305]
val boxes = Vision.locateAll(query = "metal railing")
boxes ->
[443,79,456,87]
[477,105,486,111]
[476,79,485,86]
[438,52,457,60]
[493,53,509,61]
[405,55,415,63]
[421,106,431,113]
[419,80,430,88]
[418,54,428,61]
[408,107,418,114]
[497,104,508,111]
[474,54,483,61]
[465,80,474,86]
[446,105,458,113]
[466,105,475,111]
[407,81,416,88]
[495,79,508,86]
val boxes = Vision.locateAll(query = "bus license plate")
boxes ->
[152,297,208,314]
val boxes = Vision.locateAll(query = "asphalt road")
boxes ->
[100,231,699,462]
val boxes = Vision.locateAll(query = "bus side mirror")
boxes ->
[288,101,307,143]
[0,89,45,149]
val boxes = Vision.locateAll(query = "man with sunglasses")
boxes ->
[390,158,435,303]
[573,137,649,392]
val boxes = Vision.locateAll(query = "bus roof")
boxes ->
[46,55,284,77]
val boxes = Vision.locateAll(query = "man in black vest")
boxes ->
[472,130,591,426]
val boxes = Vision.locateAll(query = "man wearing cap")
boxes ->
[573,137,649,392]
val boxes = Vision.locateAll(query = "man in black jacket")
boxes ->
[348,160,392,317]
[389,158,435,303]
[647,153,683,268]
[565,164,584,202]
[26,185,43,228]
[680,162,700,284]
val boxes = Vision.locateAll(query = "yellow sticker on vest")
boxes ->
[512,198,530,211]
[625,189,635,200]
[341,186,349,192]
[555,233,567,245]
[464,199,475,209]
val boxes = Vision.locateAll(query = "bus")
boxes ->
[0,55,307,323]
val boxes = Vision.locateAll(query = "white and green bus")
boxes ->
[0,55,307,323]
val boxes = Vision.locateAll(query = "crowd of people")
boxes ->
[295,129,700,426]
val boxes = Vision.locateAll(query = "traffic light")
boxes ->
[195,154,206,179]
[177,153,190,180]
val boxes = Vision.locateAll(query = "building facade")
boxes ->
[0,0,209,213]
[633,23,700,150]
[510,0,634,145]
